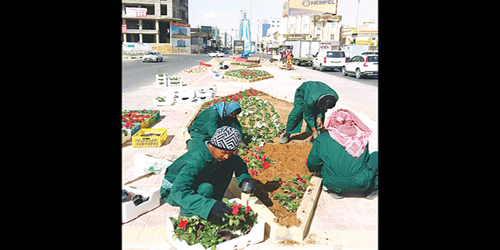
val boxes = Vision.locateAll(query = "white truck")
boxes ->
[341,45,369,60]
[282,41,321,66]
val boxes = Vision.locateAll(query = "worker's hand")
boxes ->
[239,178,255,194]
[312,130,319,139]
[316,117,324,129]
[210,201,231,219]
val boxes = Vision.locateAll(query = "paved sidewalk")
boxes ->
[122,59,378,250]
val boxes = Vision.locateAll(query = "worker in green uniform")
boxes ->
[161,126,255,219]
[187,102,244,150]
[306,109,378,199]
[279,81,339,144]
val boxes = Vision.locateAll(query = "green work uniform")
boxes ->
[306,133,378,193]
[187,108,243,150]
[286,81,339,134]
[160,142,251,220]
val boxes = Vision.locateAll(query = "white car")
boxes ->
[208,51,224,57]
[342,55,378,79]
[142,51,163,62]
[312,50,346,71]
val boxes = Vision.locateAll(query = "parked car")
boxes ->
[342,55,378,79]
[312,50,346,71]
[208,51,224,57]
[142,51,163,62]
[361,51,378,56]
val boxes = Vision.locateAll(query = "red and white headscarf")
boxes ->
[325,109,372,159]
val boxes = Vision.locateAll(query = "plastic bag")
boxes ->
[132,154,173,179]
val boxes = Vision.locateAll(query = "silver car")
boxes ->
[142,51,163,62]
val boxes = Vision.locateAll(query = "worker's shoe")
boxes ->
[365,189,378,200]
[327,190,344,199]
[279,133,290,144]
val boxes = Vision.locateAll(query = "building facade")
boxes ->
[121,0,188,44]
[342,21,378,48]
[261,0,343,51]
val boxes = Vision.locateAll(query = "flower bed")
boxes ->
[223,69,273,82]
[198,90,316,229]
[167,198,264,250]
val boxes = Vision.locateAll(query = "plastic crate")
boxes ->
[132,128,168,148]
[122,122,140,136]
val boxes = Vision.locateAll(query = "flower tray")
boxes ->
[122,122,140,136]
[128,109,160,121]
[122,185,160,223]
[132,128,168,148]
[166,198,265,250]
[122,129,132,144]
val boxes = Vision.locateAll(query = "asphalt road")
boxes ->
[122,53,378,94]
[295,63,378,87]
[122,54,210,93]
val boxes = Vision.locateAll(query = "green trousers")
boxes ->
[285,100,324,134]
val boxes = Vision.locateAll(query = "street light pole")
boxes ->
[355,0,360,33]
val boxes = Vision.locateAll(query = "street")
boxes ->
[122,53,378,94]
[122,54,210,93]
[294,63,378,87]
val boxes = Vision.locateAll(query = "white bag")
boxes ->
[132,154,173,179]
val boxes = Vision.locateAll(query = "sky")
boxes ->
[188,0,378,40]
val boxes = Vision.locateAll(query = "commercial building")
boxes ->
[121,0,189,53]
[342,21,378,48]
[257,15,280,49]
[262,0,343,51]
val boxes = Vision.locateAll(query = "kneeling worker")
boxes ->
[306,109,378,199]
[160,126,255,219]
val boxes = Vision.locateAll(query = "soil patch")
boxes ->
[242,94,316,228]
[251,143,313,227]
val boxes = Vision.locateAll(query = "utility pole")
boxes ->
[355,0,360,33]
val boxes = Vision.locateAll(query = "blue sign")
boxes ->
[239,19,251,56]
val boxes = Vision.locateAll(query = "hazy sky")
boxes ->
[188,0,378,39]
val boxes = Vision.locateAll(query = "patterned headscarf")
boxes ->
[325,109,372,159]
[209,126,240,151]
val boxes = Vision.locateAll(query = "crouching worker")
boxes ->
[279,81,339,144]
[187,102,244,151]
[306,109,378,199]
[161,126,255,219]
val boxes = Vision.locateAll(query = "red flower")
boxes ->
[262,161,270,170]
[179,219,188,229]
[249,169,258,175]
[245,206,252,213]
[231,204,242,215]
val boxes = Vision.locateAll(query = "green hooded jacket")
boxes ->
[160,142,251,219]
[306,133,378,193]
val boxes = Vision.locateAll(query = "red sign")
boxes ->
[136,9,147,17]
[171,22,190,28]
[122,24,127,33]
